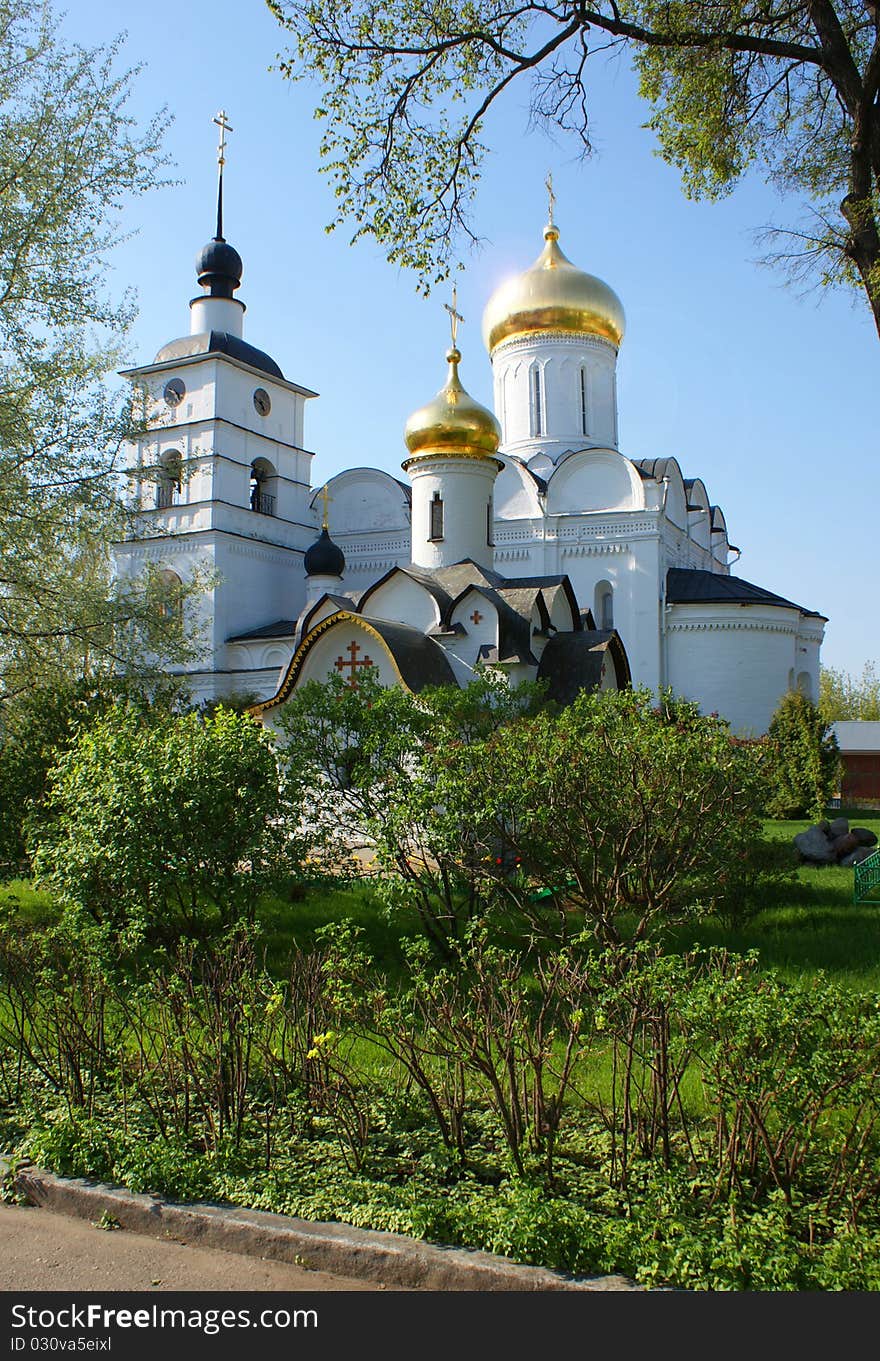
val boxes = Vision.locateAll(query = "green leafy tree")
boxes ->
[819,660,880,720]
[276,670,543,954]
[270,0,880,333]
[29,707,296,948]
[765,688,841,818]
[0,1,203,704]
[448,688,769,946]
[0,675,187,880]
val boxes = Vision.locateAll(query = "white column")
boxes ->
[407,456,501,572]
[189,295,245,337]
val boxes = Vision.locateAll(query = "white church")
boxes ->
[115,152,825,736]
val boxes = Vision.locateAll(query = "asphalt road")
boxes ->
[0,1203,394,1292]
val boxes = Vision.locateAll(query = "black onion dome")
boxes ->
[195,237,243,298]
[304,527,345,578]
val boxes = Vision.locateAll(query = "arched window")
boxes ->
[155,450,181,510]
[531,366,544,438]
[797,670,814,701]
[579,367,588,437]
[156,568,183,626]
[595,580,614,630]
[250,458,277,516]
[429,491,444,541]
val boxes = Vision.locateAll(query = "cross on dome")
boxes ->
[214,109,233,168]
[545,171,556,228]
[212,109,234,241]
[444,285,464,350]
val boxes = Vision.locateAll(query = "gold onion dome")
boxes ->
[403,345,501,464]
[481,221,625,353]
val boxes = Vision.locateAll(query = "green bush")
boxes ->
[28,705,296,948]
[765,690,840,819]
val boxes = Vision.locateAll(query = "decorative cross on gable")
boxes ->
[470,609,483,625]
[334,640,374,689]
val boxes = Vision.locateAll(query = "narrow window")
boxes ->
[486,501,494,547]
[601,589,614,630]
[532,367,543,437]
[580,367,588,436]
[430,491,444,541]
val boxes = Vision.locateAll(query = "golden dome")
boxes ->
[481,222,625,353]
[403,346,502,466]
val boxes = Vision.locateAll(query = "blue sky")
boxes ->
[69,0,877,677]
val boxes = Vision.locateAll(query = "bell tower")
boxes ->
[114,112,320,703]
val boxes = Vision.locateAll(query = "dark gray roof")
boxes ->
[633,457,681,482]
[431,559,507,594]
[227,619,296,643]
[154,330,284,379]
[359,618,457,691]
[537,630,631,706]
[667,568,824,619]
[294,593,357,647]
[496,585,551,635]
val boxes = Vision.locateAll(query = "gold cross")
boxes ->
[320,483,331,530]
[444,285,464,348]
[214,110,233,168]
[334,640,374,689]
[545,171,556,226]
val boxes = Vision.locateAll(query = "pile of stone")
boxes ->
[793,817,878,867]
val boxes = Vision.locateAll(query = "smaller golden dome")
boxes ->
[403,346,501,466]
[482,222,625,353]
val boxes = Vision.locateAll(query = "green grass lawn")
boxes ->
[4,810,879,988]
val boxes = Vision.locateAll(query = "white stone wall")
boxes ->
[665,602,813,735]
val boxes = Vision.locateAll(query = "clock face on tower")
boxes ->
[163,378,185,408]
[253,388,271,417]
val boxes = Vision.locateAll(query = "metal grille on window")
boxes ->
[532,368,543,437]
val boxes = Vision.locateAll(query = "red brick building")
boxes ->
[833,722,880,807]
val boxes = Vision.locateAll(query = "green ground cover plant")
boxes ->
[2,915,880,1290]
[3,687,880,1290]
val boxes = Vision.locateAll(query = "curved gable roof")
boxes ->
[357,564,454,618]
[537,630,631,705]
[251,610,457,715]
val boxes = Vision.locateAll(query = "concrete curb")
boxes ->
[9,1162,639,1292]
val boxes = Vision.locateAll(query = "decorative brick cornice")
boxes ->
[667,619,799,637]
[492,332,616,360]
